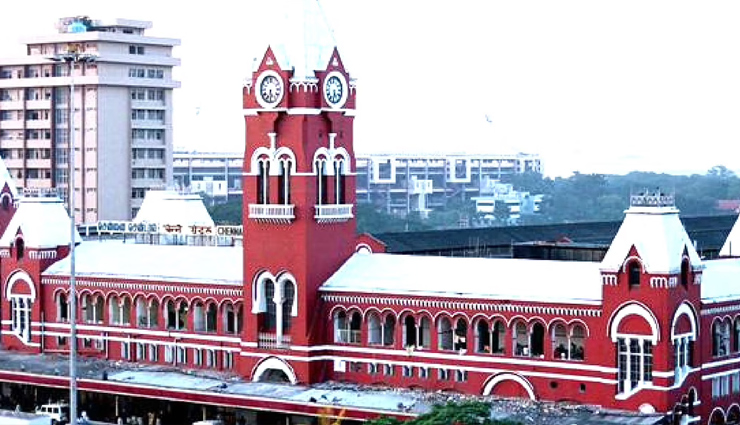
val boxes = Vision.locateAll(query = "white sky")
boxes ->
[1,1,740,177]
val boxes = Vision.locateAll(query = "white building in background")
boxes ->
[173,151,542,215]
[0,16,180,223]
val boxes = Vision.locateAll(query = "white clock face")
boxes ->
[256,71,284,108]
[325,76,343,104]
[323,71,348,108]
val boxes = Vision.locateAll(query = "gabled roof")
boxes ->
[268,0,338,80]
[44,241,242,285]
[133,190,213,226]
[719,214,740,256]
[0,157,18,199]
[0,197,79,248]
[701,258,740,303]
[321,252,603,305]
[600,206,702,274]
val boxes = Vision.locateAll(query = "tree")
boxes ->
[365,401,521,425]
[207,198,243,225]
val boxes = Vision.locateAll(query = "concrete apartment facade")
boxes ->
[0,16,180,223]
[173,150,542,214]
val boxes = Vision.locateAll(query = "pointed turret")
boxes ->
[0,156,19,235]
[258,0,339,82]
[0,194,78,352]
[600,191,702,407]
[601,191,701,274]
[0,196,80,252]
[719,214,740,257]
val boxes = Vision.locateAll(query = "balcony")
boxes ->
[336,329,362,344]
[25,119,51,130]
[258,332,291,349]
[248,204,295,224]
[0,119,24,130]
[314,204,354,224]
[0,100,23,110]
[132,158,165,168]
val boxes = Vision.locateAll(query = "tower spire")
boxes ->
[269,0,339,81]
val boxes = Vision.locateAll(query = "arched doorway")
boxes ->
[251,357,297,385]
[482,373,536,400]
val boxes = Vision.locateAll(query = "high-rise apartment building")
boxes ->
[0,16,180,222]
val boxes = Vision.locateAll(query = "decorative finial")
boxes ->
[630,188,675,207]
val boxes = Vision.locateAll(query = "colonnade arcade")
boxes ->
[54,290,243,335]
[332,308,588,361]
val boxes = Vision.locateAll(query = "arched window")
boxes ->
[206,302,217,332]
[83,294,103,324]
[628,261,641,288]
[687,388,696,417]
[282,281,295,331]
[148,299,159,328]
[709,409,725,425]
[135,296,148,327]
[552,323,568,359]
[135,296,159,328]
[727,406,740,425]
[315,159,328,205]
[263,281,276,331]
[166,300,176,329]
[176,300,188,330]
[56,292,69,322]
[513,321,529,356]
[530,322,545,357]
[223,302,244,335]
[333,310,348,343]
[122,297,131,325]
[734,317,740,353]
[419,316,431,349]
[224,303,236,334]
[15,237,24,260]
[349,312,362,344]
[492,320,506,354]
[552,323,586,360]
[278,159,292,205]
[454,318,468,352]
[109,295,121,325]
[193,301,205,332]
[475,320,490,353]
[1,194,9,211]
[368,312,382,345]
[9,296,32,342]
[166,299,188,331]
[571,324,586,360]
[713,321,722,357]
[382,315,395,346]
[257,159,270,204]
[437,317,453,350]
[403,315,417,348]
[334,160,345,204]
[680,258,690,289]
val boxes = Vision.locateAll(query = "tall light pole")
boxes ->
[51,46,96,424]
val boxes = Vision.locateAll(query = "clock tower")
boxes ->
[240,0,357,384]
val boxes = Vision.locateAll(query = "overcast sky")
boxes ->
[2,1,740,177]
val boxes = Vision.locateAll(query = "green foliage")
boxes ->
[365,401,521,425]
[205,165,740,232]
[207,198,243,225]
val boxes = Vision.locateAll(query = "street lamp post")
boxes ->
[51,47,96,424]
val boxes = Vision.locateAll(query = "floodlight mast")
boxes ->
[50,45,96,424]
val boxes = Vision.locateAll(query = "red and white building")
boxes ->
[0,2,739,424]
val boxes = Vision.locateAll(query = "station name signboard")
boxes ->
[97,221,242,237]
